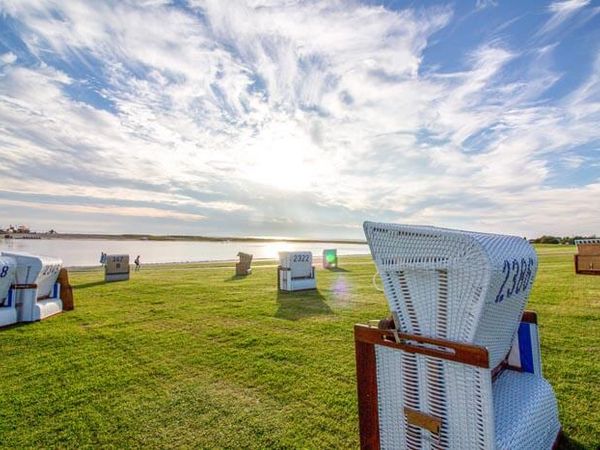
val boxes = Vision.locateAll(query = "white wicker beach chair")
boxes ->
[278,251,316,291]
[355,222,560,450]
[2,251,63,322]
[0,255,18,327]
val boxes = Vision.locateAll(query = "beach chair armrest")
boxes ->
[507,311,543,375]
[354,323,490,368]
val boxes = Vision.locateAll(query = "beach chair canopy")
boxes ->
[279,251,313,279]
[364,222,537,368]
[237,252,253,263]
[0,255,17,304]
[2,251,62,299]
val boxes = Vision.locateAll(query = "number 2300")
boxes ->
[495,258,534,303]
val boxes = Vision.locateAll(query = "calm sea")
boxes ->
[0,238,369,267]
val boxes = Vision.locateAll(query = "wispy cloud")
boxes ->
[535,0,593,38]
[0,0,598,237]
[0,198,206,222]
[475,0,498,10]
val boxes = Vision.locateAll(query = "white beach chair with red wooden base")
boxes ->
[355,222,561,449]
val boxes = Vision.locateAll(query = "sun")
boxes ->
[251,146,313,191]
[236,120,322,191]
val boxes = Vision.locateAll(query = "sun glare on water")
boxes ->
[262,242,294,258]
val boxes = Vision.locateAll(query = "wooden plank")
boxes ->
[354,337,380,450]
[12,283,38,289]
[404,407,441,434]
[354,324,490,368]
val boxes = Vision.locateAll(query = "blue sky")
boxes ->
[0,0,598,238]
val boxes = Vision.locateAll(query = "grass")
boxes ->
[0,246,598,448]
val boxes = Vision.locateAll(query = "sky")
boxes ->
[0,0,599,239]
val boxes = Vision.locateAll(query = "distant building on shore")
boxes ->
[2,224,32,234]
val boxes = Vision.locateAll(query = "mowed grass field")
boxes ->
[0,245,598,449]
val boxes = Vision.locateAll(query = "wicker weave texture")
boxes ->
[364,222,537,368]
[493,371,560,450]
[375,344,560,450]
[375,345,495,449]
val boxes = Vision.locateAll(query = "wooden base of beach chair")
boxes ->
[58,268,74,310]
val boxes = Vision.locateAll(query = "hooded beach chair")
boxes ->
[0,255,18,327]
[278,251,316,291]
[574,238,600,275]
[236,252,253,276]
[355,222,560,449]
[2,251,63,322]
[323,249,338,269]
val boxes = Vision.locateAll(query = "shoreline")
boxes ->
[2,233,367,245]
[66,253,370,271]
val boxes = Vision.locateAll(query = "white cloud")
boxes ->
[0,52,17,64]
[535,0,592,38]
[475,0,498,10]
[0,198,206,222]
[0,0,598,237]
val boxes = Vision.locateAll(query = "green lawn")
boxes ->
[0,246,598,448]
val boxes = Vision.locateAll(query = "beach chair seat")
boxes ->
[494,370,560,450]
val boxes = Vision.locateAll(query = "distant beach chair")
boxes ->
[236,252,253,276]
[278,251,316,291]
[574,238,600,275]
[0,255,18,327]
[355,222,561,449]
[322,249,338,269]
[105,254,130,282]
[1,251,64,322]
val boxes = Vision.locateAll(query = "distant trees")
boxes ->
[531,235,597,245]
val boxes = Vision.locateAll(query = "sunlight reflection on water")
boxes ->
[0,238,369,267]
